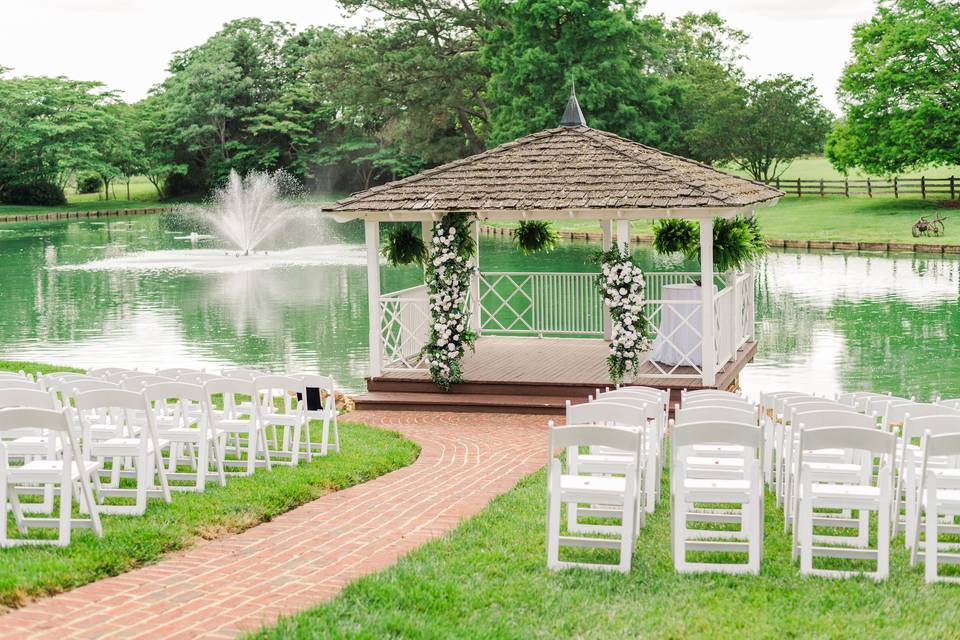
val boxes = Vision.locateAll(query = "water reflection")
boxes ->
[0,214,958,400]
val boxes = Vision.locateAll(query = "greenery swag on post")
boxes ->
[592,244,651,384]
[424,212,477,391]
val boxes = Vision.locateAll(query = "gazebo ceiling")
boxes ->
[329,102,782,223]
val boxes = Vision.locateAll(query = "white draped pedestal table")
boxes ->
[648,283,710,367]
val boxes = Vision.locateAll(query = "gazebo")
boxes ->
[329,90,782,412]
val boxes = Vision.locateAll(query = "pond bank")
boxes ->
[0,206,173,223]
[480,225,960,255]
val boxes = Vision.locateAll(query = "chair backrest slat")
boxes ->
[0,407,70,433]
[567,400,647,427]
[676,405,756,426]
[673,421,761,449]
[800,426,894,457]
[550,423,640,452]
[793,409,870,429]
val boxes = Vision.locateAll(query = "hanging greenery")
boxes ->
[591,244,651,384]
[512,220,560,255]
[650,215,766,273]
[651,218,698,255]
[381,224,427,267]
[423,212,477,390]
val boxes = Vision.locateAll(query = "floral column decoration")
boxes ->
[424,212,477,390]
[593,244,651,384]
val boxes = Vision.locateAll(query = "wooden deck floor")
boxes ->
[381,336,756,390]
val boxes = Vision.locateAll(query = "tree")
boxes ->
[687,74,831,182]
[0,70,117,200]
[309,0,493,164]
[480,0,676,147]
[136,97,187,199]
[827,0,960,175]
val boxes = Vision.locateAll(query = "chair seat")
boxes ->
[692,444,743,456]
[923,489,960,508]
[160,427,209,442]
[683,478,751,491]
[8,459,101,484]
[5,436,63,456]
[559,474,627,502]
[686,456,744,469]
[260,413,302,426]
[808,483,880,499]
[802,461,862,474]
[213,419,257,432]
[91,437,168,457]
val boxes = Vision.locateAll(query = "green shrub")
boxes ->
[1,180,67,206]
[76,174,102,194]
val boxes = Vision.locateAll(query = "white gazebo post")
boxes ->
[364,219,382,377]
[699,217,716,386]
[601,220,613,340]
[469,218,481,333]
[421,220,433,250]
[616,219,630,252]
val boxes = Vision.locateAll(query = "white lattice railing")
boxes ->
[377,270,756,379]
[379,284,430,371]
[479,272,603,336]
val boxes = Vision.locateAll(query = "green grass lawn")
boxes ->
[723,155,960,181]
[0,361,420,610]
[253,465,960,639]
[486,197,960,245]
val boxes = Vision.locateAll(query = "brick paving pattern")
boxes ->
[0,411,549,639]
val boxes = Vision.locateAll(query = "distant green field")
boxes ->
[723,156,960,182]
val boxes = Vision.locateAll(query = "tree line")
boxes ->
[1,0,955,206]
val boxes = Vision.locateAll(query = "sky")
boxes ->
[0,0,877,113]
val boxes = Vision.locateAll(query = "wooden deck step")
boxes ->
[353,391,582,415]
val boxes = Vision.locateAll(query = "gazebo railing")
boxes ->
[479,272,603,336]
[379,283,430,371]
[377,270,757,378]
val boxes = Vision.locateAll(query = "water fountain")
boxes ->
[55,170,368,273]
[204,170,298,256]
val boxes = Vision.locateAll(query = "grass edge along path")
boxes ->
[253,466,960,639]
[0,361,420,611]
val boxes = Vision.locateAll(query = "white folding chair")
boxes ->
[144,382,225,491]
[758,390,809,487]
[546,422,640,573]
[671,421,763,574]
[87,367,138,380]
[936,397,960,411]
[203,378,272,476]
[785,409,873,538]
[254,375,309,465]
[565,400,649,530]
[0,388,62,513]
[897,415,960,544]
[156,367,203,379]
[120,374,174,391]
[74,388,171,515]
[910,431,960,583]
[0,407,102,546]
[294,374,340,456]
[674,405,757,480]
[795,426,895,580]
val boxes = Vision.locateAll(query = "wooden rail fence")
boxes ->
[769,176,957,199]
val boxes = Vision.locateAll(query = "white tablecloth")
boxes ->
[648,283,709,366]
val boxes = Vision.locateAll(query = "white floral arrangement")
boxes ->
[423,213,476,390]
[594,245,651,383]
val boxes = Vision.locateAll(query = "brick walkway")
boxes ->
[0,411,549,640]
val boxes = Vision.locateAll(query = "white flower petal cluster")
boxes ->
[597,247,651,382]
[425,219,476,388]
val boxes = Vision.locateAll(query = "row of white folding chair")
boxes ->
[895,414,960,542]
[671,421,764,574]
[793,425,896,580]
[674,405,757,481]
[909,431,960,583]
[546,421,641,573]
[936,396,960,410]
[591,387,666,509]
[0,407,103,547]
[564,400,654,536]
[769,394,836,503]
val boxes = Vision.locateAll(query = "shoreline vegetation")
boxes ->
[0,360,420,610]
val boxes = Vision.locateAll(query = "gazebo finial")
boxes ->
[560,78,587,128]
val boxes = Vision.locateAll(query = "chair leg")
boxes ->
[196,440,208,491]
[877,504,890,580]
[58,476,72,546]
[925,500,938,583]
[618,481,636,573]
[546,465,561,570]
[290,424,301,466]
[799,497,813,575]
[303,419,313,462]
[320,416,330,457]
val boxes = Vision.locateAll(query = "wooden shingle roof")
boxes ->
[331,126,782,216]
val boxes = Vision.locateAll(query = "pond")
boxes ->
[0,213,958,400]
